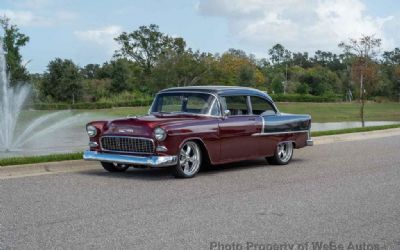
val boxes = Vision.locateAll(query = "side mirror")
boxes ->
[223,109,231,117]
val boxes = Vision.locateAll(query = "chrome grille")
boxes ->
[100,136,154,154]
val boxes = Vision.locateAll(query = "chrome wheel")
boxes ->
[179,141,201,176]
[277,142,293,163]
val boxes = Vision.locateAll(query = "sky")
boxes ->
[0,0,399,73]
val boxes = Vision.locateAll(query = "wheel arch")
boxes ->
[178,137,212,166]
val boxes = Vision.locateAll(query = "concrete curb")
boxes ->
[1,128,400,179]
[0,160,98,179]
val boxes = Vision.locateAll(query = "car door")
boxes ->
[218,95,259,162]
[249,95,278,157]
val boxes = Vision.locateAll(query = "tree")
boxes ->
[114,24,184,74]
[81,64,100,79]
[40,58,83,103]
[150,49,211,91]
[291,52,312,68]
[268,44,291,65]
[0,16,30,85]
[382,48,400,64]
[271,75,284,94]
[339,35,381,127]
[108,59,140,93]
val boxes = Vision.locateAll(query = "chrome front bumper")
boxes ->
[83,150,178,168]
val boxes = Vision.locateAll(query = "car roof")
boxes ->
[158,86,273,101]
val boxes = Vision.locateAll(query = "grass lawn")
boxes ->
[0,152,83,166]
[73,102,400,123]
[276,102,400,122]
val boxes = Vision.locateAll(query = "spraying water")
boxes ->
[0,42,94,154]
[0,42,30,151]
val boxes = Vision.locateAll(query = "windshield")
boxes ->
[151,92,220,116]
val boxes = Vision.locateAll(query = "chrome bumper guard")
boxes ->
[83,150,178,168]
[307,129,313,146]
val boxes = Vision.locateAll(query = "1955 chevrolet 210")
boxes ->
[83,86,313,178]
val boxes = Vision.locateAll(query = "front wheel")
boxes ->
[172,141,202,178]
[101,162,129,172]
[266,142,294,165]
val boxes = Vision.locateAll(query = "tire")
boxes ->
[172,141,202,178]
[266,142,294,165]
[101,162,129,172]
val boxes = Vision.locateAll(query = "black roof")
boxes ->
[159,86,273,101]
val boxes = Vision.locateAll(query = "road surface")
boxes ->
[1,136,399,250]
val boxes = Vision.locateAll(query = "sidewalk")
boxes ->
[314,127,400,145]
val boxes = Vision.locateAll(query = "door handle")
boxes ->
[248,117,256,121]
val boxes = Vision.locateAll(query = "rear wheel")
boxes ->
[266,142,294,165]
[101,162,129,172]
[172,141,202,178]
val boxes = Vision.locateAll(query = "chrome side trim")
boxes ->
[100,136,155,155]
[83,150,177,168]
[261,115,265,133]
[252,130,309,136]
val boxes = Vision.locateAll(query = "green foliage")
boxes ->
[295,82,310,94]
[298,66,341,96]
[32,98,152,110]
[40,58,83,103]
[271,76,284,94]
[0,152,83,166]
[270,93,342,102]
[114,24,184,74]
[0,20,394,104]
[269,44,291,65]
[0,17,30,85]
[109,59,135,93]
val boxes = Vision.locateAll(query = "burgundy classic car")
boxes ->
[83,86,313,178]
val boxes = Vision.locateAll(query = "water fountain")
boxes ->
[0,42,94,157]
[0,42,31,151]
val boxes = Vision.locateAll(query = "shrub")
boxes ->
[32,98,153,110]
[269,93,343,102]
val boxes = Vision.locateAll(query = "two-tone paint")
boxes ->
[84,86,313,167]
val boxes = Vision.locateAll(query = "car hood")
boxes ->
[102,113,209,137]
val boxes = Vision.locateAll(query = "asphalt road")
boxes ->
[1,136,400,250]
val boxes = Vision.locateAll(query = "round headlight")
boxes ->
[86,125,97,137]
[154,127,167,141]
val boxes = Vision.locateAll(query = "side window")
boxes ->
[222,96,249,116]
[250,96,276,115]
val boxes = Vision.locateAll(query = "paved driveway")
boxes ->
[1,136,399,249]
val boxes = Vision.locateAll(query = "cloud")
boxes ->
[0,9,50,26]
[74,25,123,54]
[197,0,395,52]
[12,0,52,9]
[0,8,77,27]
